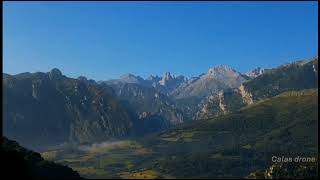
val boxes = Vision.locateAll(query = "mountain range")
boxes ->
[3,57,318,151]
[2,56,318,179]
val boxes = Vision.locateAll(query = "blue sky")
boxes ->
[3,1,318,80]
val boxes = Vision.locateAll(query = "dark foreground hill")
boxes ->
[1,137,82,179]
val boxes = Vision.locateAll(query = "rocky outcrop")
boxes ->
[247,160,318,179]
[157,72,187,95]
[159,72,173,85]
[238,84,254,105]
[245,67,265,78]
[194,88,247,120]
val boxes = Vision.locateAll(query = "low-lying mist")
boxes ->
[78,141,125,152]
[40,140,126,153]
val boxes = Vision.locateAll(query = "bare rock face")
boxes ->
[245,67,265,78]
[119,74,145,84]
[159,72,173,85]
[171,65,250,99]
[157,72,187,94]
[139,111,150,119]
[194,88,247,120]
[238,84,254,105]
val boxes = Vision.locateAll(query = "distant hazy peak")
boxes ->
[120,73,141,79]
[78,76,88,81]
[163,72,173,79]
[48,68,63,80]
[50,68,62,75]
[119,73,145,82]
[147,75,161,81]
[159,72,172,85]
[3,73,10,77]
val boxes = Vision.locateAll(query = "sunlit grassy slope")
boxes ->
[42,89,318,179]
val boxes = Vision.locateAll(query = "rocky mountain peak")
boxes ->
[164,72,173,80]
[120,73,138,79]
[245,67,265,78]
[147,75,161,81]
[159,72,173,85]
[48,68,63,80]
[78,76,88,81]
[120,73,144,83]
[207,65,235,75]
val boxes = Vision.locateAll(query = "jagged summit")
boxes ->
[164,72,173,79]
[147,75,161,81]
[119,73,145,83]
[207,65,236,75]
[245,67,265,78]
[120,73,141,79]
[159,72,173,85]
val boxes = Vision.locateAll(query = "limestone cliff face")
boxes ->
[238,84,254,105]
[218,91,226,113]
[157,72,187,95]
[194,93,223,120]
[245,67,265,78]
[194,88,247,120]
